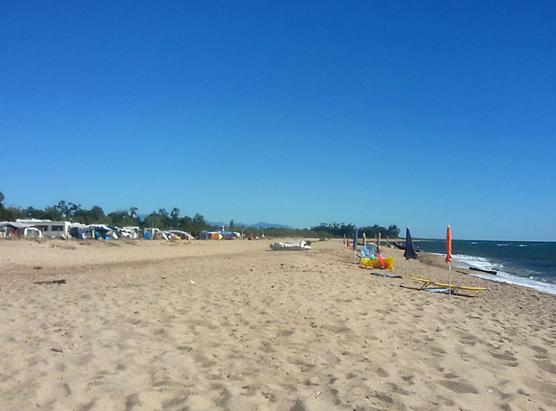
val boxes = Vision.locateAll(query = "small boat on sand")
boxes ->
[270,240,311,251]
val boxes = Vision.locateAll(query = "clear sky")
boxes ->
[1,1,555,240]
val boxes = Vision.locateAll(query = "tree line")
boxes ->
[0,194,208,236]
[0,192,400,238]
[310,223,400,239]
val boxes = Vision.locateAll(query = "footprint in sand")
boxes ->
[459,335,479,346]
[161,395,188,409]
[373,391,394,404]
[522,377,556,395]
[429,345,447,355]
[439,379,479,394]
[289,398,307,411]
[388,382,412,396]
[489,351,518,363]
[435,395,456,407]
[321,324,352,334]
[278,329,294,337]
[401,374,415,385]
[375,367,389,378]
[529,344,548,360]
[210,382,233,408]
[536,360,556,375]
[124,393,141,411]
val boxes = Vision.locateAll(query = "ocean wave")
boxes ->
[451,254,556,295]
[497,243,509,247]
[452,254,498,271]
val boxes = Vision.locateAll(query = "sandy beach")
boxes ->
[1,239,555,410]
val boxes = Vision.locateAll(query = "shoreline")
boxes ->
[418,249,556,296]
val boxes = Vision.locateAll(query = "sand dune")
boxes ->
[1,239,555,410]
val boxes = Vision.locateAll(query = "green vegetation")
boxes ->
[0,191,399,238]
[0,192,209,235]
[311,223,400,239]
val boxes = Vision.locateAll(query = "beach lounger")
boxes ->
[411,277,487,294]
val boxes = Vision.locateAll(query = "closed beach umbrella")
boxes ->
[446,225,453,293]
[353,227,359,264]
[445,225,452,263]
[404,226,418,259]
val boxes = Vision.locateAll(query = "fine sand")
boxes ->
[1,239,555,410]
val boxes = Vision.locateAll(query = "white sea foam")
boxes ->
[450,254,556,295]
[471,270,556,295]
[452,253,497,270]
[427,252,556,295]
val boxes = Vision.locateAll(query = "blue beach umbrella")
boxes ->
[404,226,418,259]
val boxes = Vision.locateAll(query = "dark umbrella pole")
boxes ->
[353,227,359,264]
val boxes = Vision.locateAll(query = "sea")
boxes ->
[413,239,556,295]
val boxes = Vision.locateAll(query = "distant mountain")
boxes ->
[249,222,292,229]
[206,221,291,229]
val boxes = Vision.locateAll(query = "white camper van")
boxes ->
[16,219,71,239]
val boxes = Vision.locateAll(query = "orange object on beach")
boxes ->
[445,225,452,263]
[360,257,394,270]
[376,251,386,269]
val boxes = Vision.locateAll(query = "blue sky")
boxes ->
[1,1,555,240]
